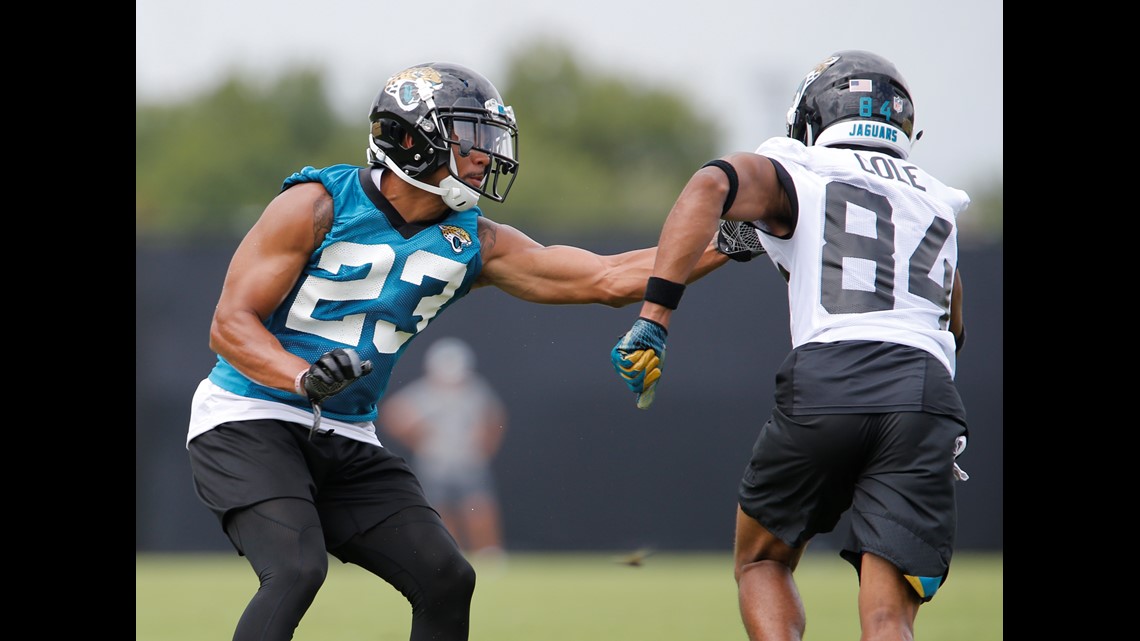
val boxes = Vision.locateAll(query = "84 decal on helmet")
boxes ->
[785,50,922,160]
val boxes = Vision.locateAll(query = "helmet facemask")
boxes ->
[434,103,519,205]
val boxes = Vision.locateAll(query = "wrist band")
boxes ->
[644,277,686,310]
[294,369,309,397]
[954,326,966,353]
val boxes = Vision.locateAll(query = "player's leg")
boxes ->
[457,467,503,556]
[856,552,920,641]
[436,504,466,550]
[461,494,503,555]
[416,464,468,550]
[224,498,328,641]
[841,412,966,641]
[733,506,806,641]
[735,410,863,641]
[188,421,332,641]
[332,506,475,641]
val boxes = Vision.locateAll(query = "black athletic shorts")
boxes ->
[187,419,434,552]
[737,408,966,598]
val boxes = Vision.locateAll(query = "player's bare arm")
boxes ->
[720,152,794,236]
[634,155,788,327]
[209,182,331,391]
[474,216,728,307]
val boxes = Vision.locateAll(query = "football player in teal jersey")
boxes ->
[186,62,729,641]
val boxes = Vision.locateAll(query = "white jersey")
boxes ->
[753,137,969,376]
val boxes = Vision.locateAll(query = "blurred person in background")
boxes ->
[609,50,970,641]
[380,337,508,560]
[185,61,730,641]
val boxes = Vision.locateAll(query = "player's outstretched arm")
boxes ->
[473,217,728,307]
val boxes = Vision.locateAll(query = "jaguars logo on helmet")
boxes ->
[383,67,443,112]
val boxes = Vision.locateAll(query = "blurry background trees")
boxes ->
[135,42,1002,242]
[136,68,358,236]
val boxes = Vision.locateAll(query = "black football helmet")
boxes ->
[367,63,519,211]
[785,50,920,159]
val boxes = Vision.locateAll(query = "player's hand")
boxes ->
[302,348,373,403]
[716,220,766,262]
[611,318,668,410]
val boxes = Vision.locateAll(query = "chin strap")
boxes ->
[374,148,479,212]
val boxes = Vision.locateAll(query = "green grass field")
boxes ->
[136,551,1002,640]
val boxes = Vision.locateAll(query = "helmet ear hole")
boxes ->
[372,119,409,147]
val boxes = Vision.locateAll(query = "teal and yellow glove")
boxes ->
[611,318,668,410]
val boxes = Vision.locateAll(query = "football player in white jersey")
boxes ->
[611,50,969,641]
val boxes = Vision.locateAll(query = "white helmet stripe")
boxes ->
[814,121,911,160]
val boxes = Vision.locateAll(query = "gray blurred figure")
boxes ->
[380,338,508,558]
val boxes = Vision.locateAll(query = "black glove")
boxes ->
[301,348,373,404]
[716,220,767,262]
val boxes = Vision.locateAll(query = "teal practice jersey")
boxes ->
[208,164,484,423]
